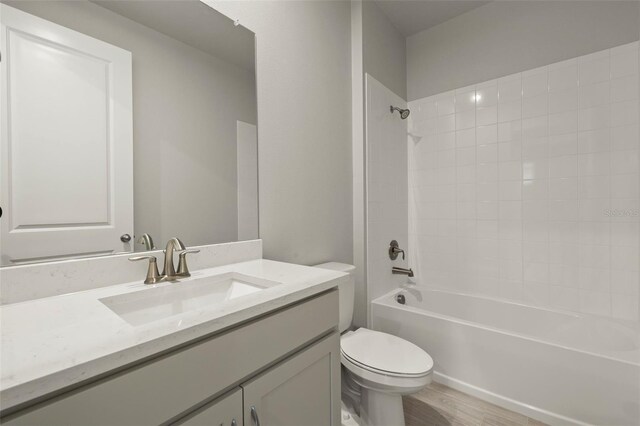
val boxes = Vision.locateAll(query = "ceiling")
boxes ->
[93,0,255,72]
[374,0,491,38]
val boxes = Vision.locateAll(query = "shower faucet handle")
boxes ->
[389,240,405,260]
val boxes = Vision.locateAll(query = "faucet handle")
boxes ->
[389,240,405,260]
[129,255,163,284]
[176,249,200,278]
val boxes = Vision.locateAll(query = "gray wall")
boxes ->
[362,1,406,100]
[210,1,353,265]
[351,1,405,326]
[7,1,257,248]
[407,1,640,100]
[351,0,367,327]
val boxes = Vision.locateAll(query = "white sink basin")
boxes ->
[100,272,280,326]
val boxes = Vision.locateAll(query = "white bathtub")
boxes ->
[371,286,640,426]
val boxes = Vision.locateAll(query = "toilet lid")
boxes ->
[340,328,433,376]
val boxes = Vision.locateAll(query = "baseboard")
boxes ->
[433,372,592,426]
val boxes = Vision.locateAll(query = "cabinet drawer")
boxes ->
[3,290,338,425]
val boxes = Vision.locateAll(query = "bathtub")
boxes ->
[371,286,640,426]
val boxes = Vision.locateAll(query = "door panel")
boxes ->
[0,4,133,264]
[242,332,341,426]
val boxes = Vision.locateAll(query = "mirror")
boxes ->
[0,0,258,266]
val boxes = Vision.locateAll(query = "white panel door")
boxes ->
[0,4,133,264]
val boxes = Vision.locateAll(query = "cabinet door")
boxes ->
[178,388,242,426]
[242,332,341,426]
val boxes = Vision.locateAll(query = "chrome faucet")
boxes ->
[129,237,199,284]
[162,237,186,280]
[392,266,414,277]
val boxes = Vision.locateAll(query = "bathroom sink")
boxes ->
[100,272,280,326]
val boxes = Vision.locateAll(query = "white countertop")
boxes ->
[0,259,346,411]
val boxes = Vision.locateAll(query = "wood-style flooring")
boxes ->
[403,382,548,426]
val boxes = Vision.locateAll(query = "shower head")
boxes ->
[390,105,410,119]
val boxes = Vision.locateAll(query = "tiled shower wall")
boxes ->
[408,41,640,321]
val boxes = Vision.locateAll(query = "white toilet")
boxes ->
[314,263,433,426]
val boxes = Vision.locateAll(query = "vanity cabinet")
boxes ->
[241,333,337,426]
[176,333,339,426]
[2,290,340,426]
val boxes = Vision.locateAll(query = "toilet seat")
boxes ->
[340,328,433,394]
[341,328,433,376]
[342,351,427,378]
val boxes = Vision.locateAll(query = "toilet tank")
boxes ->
[313,262,355,333]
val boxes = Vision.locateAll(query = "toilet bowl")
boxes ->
[313,262,434,426]
[341,328,433,426]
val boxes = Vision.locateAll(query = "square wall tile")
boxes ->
[523,179,549,200]
[611,125,639,151]
[549,177,578,200]
[498,100,522,123]
[577,128,610,154]
[456,109,476,130]
[579,81,610,109]
[477,144,498,164]
[578,55,610,86]
[476,82,498,106]
[522,69,548,98]
[549,88,578,114]
[456,90,476,112]
[611,44,639,79]
[610,76,637,103]
[477,124,498,145]
[549,133,578,157]
[549,64,577,93]
[498,75,522,102]
[610,100,639,127]
[437,92,455,116]
[477,105,498,126]
[523,94,548,119]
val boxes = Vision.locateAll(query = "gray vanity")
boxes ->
[0,241,346,425]
[3,291,339,425]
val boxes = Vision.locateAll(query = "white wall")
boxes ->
[362,1,406,100]
[237,121,259,241]
[407,1,640,100]
[408,42,640,321]
[210,1,353,266]
[8,1,257,248]
[366,75,409,304]
[351,0,407,326]
[351,0,367,327]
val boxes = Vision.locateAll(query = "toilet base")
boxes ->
[360,388,405,426]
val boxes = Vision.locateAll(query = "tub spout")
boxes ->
[392,266,414,277]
